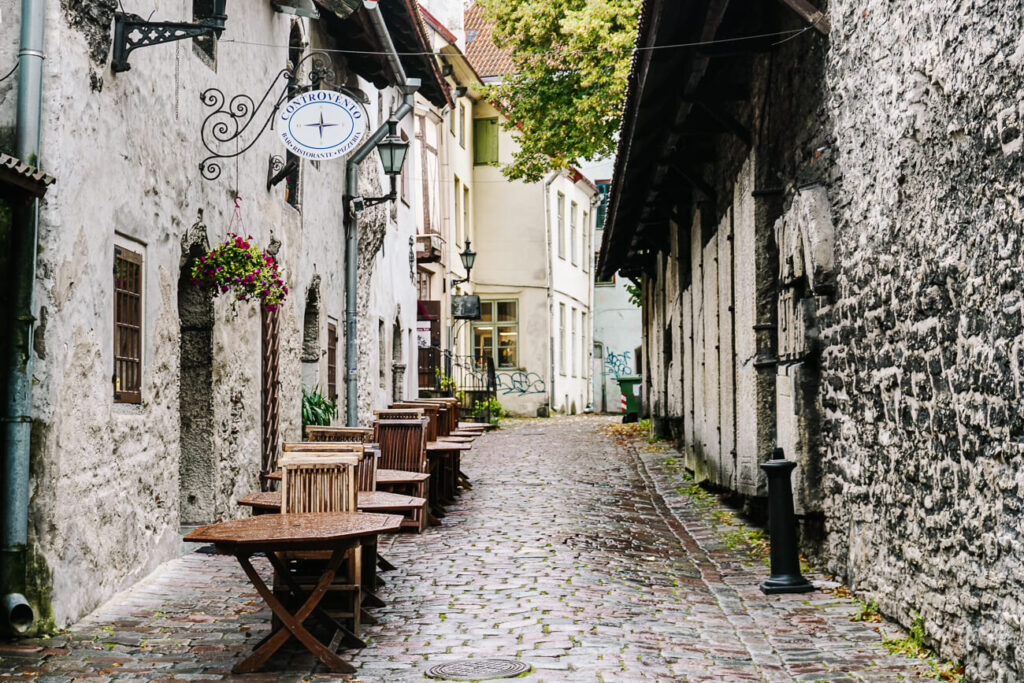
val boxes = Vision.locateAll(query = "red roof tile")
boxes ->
[464,3,514,79]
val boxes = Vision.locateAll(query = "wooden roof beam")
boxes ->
[776,0,830,34]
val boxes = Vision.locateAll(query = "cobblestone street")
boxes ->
[2,416,933,682]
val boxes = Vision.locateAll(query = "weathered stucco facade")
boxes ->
[0,0,445,629]
[602,0,1024,679]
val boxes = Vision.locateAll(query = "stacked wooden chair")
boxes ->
[373,416,435,525]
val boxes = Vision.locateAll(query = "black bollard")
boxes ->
[760,447,814,595]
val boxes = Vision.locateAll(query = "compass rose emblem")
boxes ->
[278,89,367,161]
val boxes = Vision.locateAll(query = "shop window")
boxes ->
[473,300,518,370]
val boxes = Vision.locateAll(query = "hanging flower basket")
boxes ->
[189,233,288,310]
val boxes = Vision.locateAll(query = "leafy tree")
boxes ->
[478,0,642,182]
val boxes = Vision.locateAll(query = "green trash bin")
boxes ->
[615,375,641,424]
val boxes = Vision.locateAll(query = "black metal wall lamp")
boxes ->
[112,0,227,73]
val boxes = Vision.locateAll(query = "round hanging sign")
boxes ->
[277,89,367,161]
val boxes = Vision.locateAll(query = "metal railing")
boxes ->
[417,346,497,419]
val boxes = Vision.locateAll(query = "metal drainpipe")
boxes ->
[2,0,47,634]
[343,0,420,426]
[543,171,558,415]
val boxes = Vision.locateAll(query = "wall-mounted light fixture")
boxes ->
[112,0,227,73]
[451,241,476,286]
[350,120,410,211]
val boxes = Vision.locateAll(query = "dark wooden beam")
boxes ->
[776,0,830,34]
[695,102,751,148]
[670,165,717,204]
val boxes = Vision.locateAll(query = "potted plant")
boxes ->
[190,233,288,310]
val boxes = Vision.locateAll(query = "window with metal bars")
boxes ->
[114,246,143,403]
[327,322,338,402]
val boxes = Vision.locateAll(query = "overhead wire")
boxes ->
[0,62,18,83]
[219,26,813,59]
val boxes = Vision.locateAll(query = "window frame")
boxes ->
[594,251,615,285]
[570,201,578,265]
[558,303,566,375]
[582,210,589,273]
[473,117,499,165]
[113,245,143,404]
[327,321,338,402]
[571,307,577,377]
[471,299,520,371]
[556,193,565,260]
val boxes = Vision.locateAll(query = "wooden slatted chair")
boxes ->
[284,442,375,492]
[390,402,440,441]
[275,452,364,643]
[373,418,435,525]
[305,425,374,443]
[374,408,424,420]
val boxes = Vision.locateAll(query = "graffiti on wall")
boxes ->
[497,371,546,395]
[605,350,633,378]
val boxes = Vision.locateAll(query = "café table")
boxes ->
[426,441,471,504]
[183,511,401,674]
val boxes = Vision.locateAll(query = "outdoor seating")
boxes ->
[276,452,364,637]
[373,417,439,523]
[305,425,374,443]
[184,512,401,674]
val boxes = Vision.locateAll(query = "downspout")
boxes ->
[543,171,558,415]
[2,0,46,633]
[343,0,420,426]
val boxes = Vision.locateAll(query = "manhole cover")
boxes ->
[425,658,532,680]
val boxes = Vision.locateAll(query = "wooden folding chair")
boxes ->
[275,452,365,643]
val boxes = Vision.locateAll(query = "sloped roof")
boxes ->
[464,3,513,79]
[0,153,55,200]
[315,0,451,108]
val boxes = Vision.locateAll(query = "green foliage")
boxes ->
[473,397,504,424]
[302,386,337,428]
[478,0,643,182]
[851,599,882,623]
[435,367,456,393]
[625,282,641,307]
[881,613,964,681]
[190,233,288,310]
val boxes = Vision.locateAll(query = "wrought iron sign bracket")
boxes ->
[199,52,368,182]
[112,12,227,73]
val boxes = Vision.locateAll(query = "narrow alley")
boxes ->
[3,417,933,682]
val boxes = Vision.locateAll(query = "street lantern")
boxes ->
[459,241,476,276]
[376,121,409,176]
[452,241,476,286]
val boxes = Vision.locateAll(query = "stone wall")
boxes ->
[818,1,1024,679]
[0,4,418,629]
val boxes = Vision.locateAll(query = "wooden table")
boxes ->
[426,441,471,503]
[184,512,401,674]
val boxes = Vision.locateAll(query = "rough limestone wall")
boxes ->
[820,2,1024,679]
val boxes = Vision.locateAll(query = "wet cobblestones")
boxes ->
[1,416,932,681]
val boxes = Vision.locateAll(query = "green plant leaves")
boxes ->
[302,386,338,428]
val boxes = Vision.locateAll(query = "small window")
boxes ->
[463,185,471,243]
[570,201,578,266]
[450,106,456,137]
[417,270,431,300]
[327,322,338,401]
[595,252,615,285]
[192,0,218,67]
[556,193,565,259]
[454,177,462,245]
[459,104,467,148]
[558,303,566,375]
[473,117,498,165]
[114,246,143,403]
[571,308,577,377]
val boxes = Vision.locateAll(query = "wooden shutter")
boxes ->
[113,246,143,404]
[473,118,498,165]
[327,322,338,402]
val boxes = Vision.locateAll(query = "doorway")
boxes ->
[178,248,215,525]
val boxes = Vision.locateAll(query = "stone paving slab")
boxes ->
[0,416,935,681]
